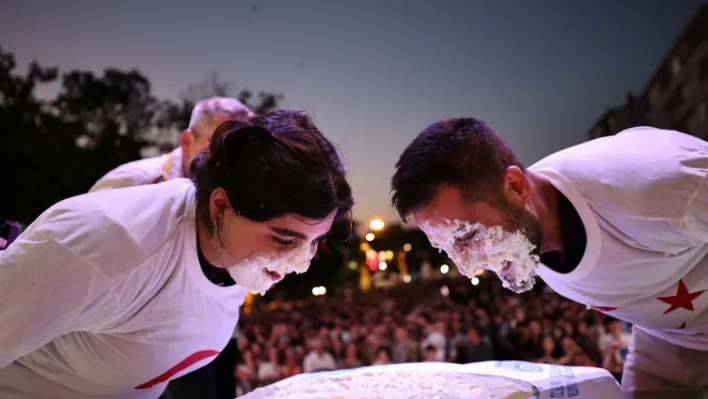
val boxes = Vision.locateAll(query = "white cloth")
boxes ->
[258,362,280,381]
[243,361,622,399]
[598,332,631,353]
[420,331,446,361]
[530,126,708,351]
[0,179,247,399]
[302,352,337,373]
[90,148,184,192]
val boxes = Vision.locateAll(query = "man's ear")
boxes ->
[501,166,531,207]
[180,129,193,154]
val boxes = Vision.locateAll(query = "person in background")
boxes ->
[422,345,438,362]
[0,111,353,399]
[90,97,254,191]
[341,342,362,369]
[372,347,392,365]
[302,339,337,373]
[392,327,419,363]
[534,335,561,364]
[257,347,281,386]
[455,327,494,364]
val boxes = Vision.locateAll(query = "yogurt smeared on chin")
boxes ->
[227,245,312,295]
[419,219,540,293]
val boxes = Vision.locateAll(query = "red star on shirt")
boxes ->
[657,280,706,315]
[678,322,686,329]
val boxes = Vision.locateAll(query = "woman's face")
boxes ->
[346,343,357,357]
[542,336,555,354]
[200,188,337,294]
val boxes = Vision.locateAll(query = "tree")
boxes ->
[1,47,285,224]
[156,73,283,151]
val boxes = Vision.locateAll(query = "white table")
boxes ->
[242,361,622,399]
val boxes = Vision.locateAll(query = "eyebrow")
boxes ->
[270,227,329,242]
[270,227,307,240]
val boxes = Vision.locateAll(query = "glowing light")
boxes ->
[312,286,327,296]
[250,291,260,296]
[320,286,327,295]
[348,261,358,270]
[440,264,450,274]
[360,242,370,252]
[440,286,450,296]
[378,251,387,262]
[403,274,411,283]
[385,250,395,260]
[471,277,480,286]
[369,219,385,231]
[365,233,375,242]
[403,243,412,252]
[378,262,388,271]
[474,268,485,277]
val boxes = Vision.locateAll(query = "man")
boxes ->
[391,327,419,363]
[455,327,493,364]
[91,97,254,399]
[90,97,254,191]
[302,339,337,373]
[391,119,708,398]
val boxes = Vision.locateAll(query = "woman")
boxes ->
[534,335,561,364]
[0,111,353,399]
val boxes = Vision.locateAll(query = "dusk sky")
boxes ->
[1,0,703,223]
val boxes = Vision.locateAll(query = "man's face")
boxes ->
[181,126,214,177]
[413,183,542,293]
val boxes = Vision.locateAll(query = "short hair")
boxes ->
[391,118,522,221]
[191,110,353,238]
[188,97,255,138]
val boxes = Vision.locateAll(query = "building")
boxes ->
[589,93,646,140]
[590,4,708,139]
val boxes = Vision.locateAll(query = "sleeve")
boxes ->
[88,156,165,192]
[0,228,112,368]
[679,169,708,243]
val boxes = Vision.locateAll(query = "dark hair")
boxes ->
[391,118,522,221]
[192,110,353,239]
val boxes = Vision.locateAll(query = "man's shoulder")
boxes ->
[530,127,707,216]
[89,154,170,192]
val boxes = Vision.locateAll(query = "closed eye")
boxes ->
[272,236,296,248]
[454,229,479,247]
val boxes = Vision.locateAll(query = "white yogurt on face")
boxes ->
[419,219,540,293]
[227,245,312,295]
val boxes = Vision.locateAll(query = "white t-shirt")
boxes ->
[302,352,337,373]
[0,179,247,398]
[531,126,708,351]
[90,148,184,192]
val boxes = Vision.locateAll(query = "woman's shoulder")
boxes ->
[27,179,196,278]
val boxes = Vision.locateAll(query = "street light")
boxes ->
[378,262,388,271]
[312,286,327,296]
[471,277,480,286]
[440,264,449,274]
[365,233,375,242]
[369,219,385,231]
[403,275,411,283]
[403,243,412,252]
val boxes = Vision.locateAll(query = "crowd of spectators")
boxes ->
[233,276,631,396]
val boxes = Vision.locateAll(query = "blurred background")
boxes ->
[1,0,707,395]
